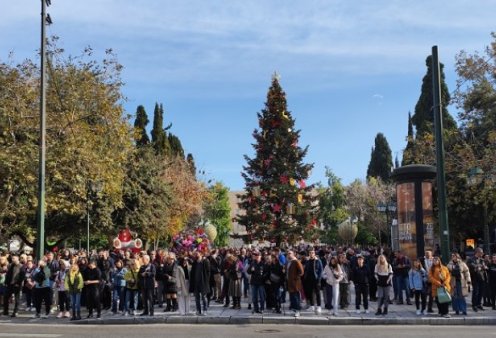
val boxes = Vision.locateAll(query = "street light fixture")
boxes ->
[377,202,397,248]
[86,180,103,254]
[467,167,496,254]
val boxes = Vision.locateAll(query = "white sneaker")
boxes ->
[416,309,421,315]
[316,306,322,314]
[294,311,300,317]
[356,309,361,314]
[421,310,426,315]
[309,306,315,312]
[328,310,334,315]
[364,310,369,314]
[56,312,63,318]
[333,311,338,316]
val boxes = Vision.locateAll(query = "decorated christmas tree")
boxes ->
[237,75,317,246]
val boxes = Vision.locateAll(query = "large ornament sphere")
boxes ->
[205,223,218,241]
[337,219,358,242]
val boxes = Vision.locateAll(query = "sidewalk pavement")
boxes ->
[5,294,496,326]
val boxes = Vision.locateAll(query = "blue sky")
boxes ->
[2,1,495,190]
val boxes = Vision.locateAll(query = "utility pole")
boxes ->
[36,0,52,259]
[432,46,450,263]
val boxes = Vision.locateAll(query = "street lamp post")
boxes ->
[468,167,496,254]
[377,202,397,249]
[86,180,103,254]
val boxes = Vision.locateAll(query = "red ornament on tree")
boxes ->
[299,180,307,189]
[272,204,282,213]
[279,175,289,184]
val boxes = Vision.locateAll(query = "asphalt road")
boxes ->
[0,324,495,338]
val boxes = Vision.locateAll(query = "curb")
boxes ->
[76,315,496,326]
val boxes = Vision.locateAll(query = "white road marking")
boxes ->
[0,334,62,337]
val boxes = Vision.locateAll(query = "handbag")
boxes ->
[436,286,452,304]
[269,272,281,284]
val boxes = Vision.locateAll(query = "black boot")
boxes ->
[76,310,81,320]
[70,309,76,321]
[172,299,178,312]
[164,299,172,312]
[383,307,388,315]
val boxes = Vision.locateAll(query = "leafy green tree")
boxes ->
[317,167,348,244]
[134,105,150,147]
[204,182,232,247]
[367,133,393,182]
[114,145,171,246]
[237,75,318,246]
[0,39,133,246]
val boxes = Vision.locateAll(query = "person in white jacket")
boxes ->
[175,256,191,316]
[323,256,343,316]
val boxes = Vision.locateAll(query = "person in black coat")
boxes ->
[189,251,210,315]
[351,255,371,313]
[138,255,156,316]
[4,254,25,317]
[83,260,102,318]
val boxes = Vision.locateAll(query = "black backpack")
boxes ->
[33,269,46,284]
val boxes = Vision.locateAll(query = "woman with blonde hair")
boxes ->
[65,263,83,320]
[428,256,451,318]
[323,256,343,316]
[374,254,393,315]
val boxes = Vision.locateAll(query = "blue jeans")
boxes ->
[251,284,266,312]
[324,284,333,310]
[194,291,207,314]
[112,285,124,313]
[242,274,250,296]
[289,291,301,311]
[125,288,139,313]
[70,293,81,314]
[397,276,410,302]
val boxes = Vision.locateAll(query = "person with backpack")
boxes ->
[33,259,52,318]
[65,263,84,320]
[409,258,428,315]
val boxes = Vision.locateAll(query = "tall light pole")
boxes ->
[36,0,52,260]
[432,46,450,263]
[377,202,397,248]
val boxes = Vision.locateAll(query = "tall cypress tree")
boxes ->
[412,56,457,136]
[151,103,171,156]
[237,75,317,246]
[402,112,416,166]
[366,133,393,182]
[168,133,185,158]
[186,153,197,176]
[133,105,150,147]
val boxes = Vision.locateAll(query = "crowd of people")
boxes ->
[0,245,495,320]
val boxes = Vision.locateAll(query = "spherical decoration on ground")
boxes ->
[205,223,217,242]
[338,219,358,242]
